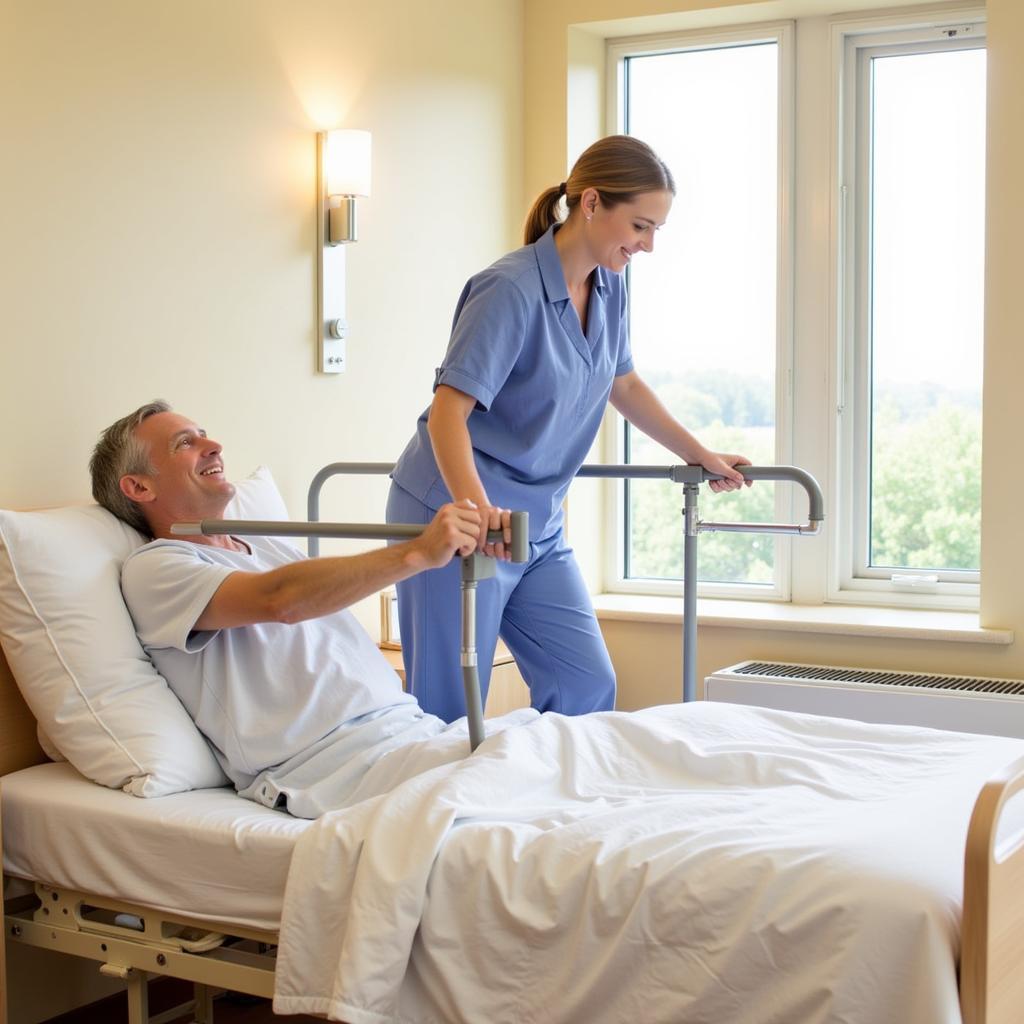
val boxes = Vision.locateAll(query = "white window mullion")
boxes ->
[789,14,839,607]
[773,20,796,605]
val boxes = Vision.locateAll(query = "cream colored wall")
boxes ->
[0,0,523,634]
[979,0,1024,644]
[0,1,522,1018]
[524,0,1024,705]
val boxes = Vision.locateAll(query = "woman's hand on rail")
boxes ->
[414,501,482,568]
[698,451,752,493]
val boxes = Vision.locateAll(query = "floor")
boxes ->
[43,980,322,1023]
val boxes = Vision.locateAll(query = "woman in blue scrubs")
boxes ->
[387,135,749,722]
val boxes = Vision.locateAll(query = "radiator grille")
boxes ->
[735,662,1024,697]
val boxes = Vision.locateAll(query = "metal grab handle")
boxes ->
[170,514,530,563]
[576,463,825,535]
[305,462,824,538]
[699,465,823,535]
[300,460,825,710]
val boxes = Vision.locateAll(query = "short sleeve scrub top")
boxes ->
[387,224,633,721]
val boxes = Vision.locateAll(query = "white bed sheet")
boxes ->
[274,702,1024,1024]
[2,761,309,931]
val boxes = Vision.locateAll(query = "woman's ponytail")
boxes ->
[523,184,565,246]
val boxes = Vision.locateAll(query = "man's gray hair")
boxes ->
[89,400,172,535]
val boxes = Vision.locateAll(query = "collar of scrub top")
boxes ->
[535,224,611,306]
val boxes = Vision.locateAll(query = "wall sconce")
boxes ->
[316,129,372,374]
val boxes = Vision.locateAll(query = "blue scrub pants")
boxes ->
[386,484,616,723]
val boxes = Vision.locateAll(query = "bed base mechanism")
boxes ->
[5,882,277,1023]
[33,883,228,952]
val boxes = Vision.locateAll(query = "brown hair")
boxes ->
[523,135,675,246]
[89,400,171,535]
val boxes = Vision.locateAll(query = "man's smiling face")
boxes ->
[129,411,236,521]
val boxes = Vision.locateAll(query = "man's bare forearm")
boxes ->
[194,542,430,631]
[194,501,480,631]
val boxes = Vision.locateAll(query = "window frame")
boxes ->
[603,21,796,603]
[833,16,986,609]
[602,6,986,612]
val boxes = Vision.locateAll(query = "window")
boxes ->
[838,23,985,603]
[606,9,985,609]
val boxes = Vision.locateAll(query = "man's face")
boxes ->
[129,411,236,519]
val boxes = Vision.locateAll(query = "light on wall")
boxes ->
[324,129,371,244]
[316,129,372,374]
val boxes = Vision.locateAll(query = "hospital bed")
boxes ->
[2,466,1023,1023]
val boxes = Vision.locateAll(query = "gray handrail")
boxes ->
[170,516,530,562]
[307,462,395,554]
[302,461,824,705]
[306,462,824,554]
[577,463,824,534]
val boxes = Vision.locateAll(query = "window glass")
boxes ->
[867,46,985,573]
[624,43,778,585]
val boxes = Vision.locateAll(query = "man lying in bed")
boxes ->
[90,400,521,817]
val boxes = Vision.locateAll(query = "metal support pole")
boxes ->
[682,483,700,704]
[461,581,485,751]
[461,551,497,752]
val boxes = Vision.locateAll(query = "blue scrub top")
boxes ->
[391,224,634,541]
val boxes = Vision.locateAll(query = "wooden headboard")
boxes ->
[0,647,44,778]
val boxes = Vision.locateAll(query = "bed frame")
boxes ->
[4,637,1024,1022]
[0,649,279,1024]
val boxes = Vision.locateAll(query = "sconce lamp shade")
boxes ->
[325,129,372,197]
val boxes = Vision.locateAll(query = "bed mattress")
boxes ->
[2,761,310,931]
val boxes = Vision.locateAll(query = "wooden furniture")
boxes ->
[960,751,1024,1022]
[379,641,531,719]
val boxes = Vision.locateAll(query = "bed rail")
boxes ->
[305,462,824,701]
[960,752,1024,1024]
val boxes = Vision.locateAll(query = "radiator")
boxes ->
[704,661,1024,740]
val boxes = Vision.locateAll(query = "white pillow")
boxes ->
[0,466,289,797]
[223,464,302,552]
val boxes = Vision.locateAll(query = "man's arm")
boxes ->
[194,501,480,630]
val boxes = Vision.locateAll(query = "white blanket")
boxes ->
[273,702,1024,1024]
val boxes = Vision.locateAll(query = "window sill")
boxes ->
[592,594,1013,645]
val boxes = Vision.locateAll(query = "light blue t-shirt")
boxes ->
[391,224,633,540]
[121,535,435,815]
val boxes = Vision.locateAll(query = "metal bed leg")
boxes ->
[682,483,699,703]
[192,983,214,1023]
[125,968,148,1024]
[99,963,149,1024]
